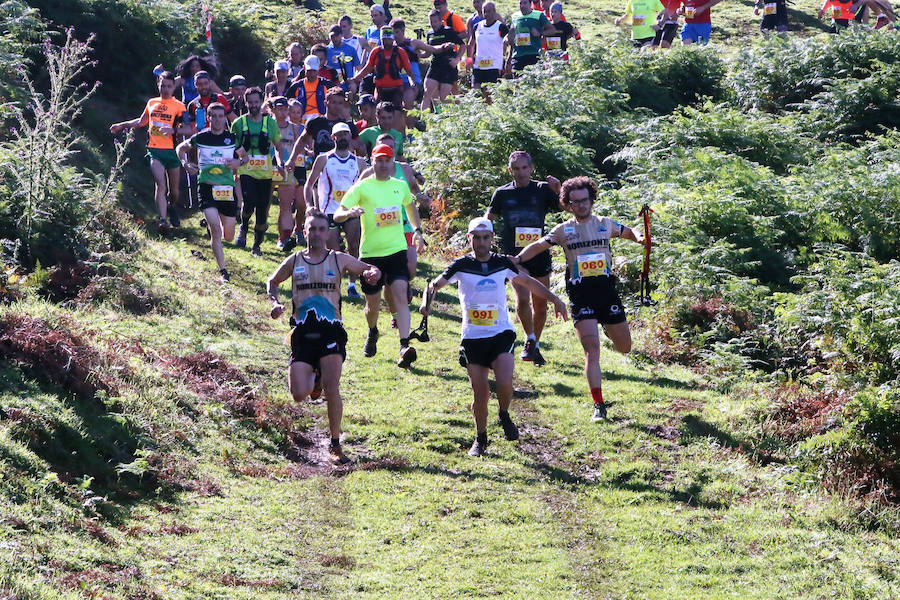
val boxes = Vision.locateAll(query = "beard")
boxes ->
[335,139,350,151]
[249,106,261,117]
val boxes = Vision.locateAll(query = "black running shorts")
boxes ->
[290,319,348,368]
[568,276,627,325]
[359,249,409,295]
[198,183,238,218]
[459,329,516,368]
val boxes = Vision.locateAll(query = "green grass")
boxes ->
[2,211,898,598]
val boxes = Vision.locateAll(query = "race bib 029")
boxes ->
[374,205,401,228]
[468,304,499,327]
[576,253,609,278]
[514,227,542,248]
[246,154,269,171]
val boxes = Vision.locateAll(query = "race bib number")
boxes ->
[271,168,284,182]
[246,154,268,171]
[632,14,646,26]
[685,7,696,18]
[516,32,531,46]
[514,227,542,248]
[764,3,776,14]
[477,58,494,69]
[468,304,499,327]
[577,253,608,278]
[547,36,562,49]
[374,205,401,228]
[832,6,842,17]
[333,190,347,203]
[212,185,234,202]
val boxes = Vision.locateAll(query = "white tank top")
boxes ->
[343,35,365,63]
[474,20,505,70]
[318,152,360,215]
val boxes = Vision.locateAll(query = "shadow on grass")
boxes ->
[604,370,699,391]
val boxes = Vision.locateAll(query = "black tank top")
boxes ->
[398,39,419,64]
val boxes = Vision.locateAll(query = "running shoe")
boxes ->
[281,236,297,253]
[168,204,181,228]
[234,230,247,248]
[363,328,378,357]
[592,403,607,422]
[498,412,519,441]
[347,283,361,299]
[397,345,417,369]
[532,346,546,367]
[276,238,285,251]
[520,338,536,362]
[295,232,306,247]
[220,269,230,283]
[329,443,350,465]
[157,218,171,234]
[251,245,262,257]
[468,437,489,457]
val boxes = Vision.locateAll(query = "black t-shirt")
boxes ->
[488,180,559,255]
[427,26,464,71]
[550,22,575,50]
[305,117,359,156]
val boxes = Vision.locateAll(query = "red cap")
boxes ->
[371,143,394,159]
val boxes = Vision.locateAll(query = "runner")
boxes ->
[231,87,285,256]
[109,70,191,233]
[176,103,247,283]
[516,176,644,422]
[169,55,222,104]
[267,209,383,464]
[547,3,579,57]
[652,0,682,47]
[226,75,249,116]
[270,96,305,252]
[470,2,509,90]
[311,44,341,88]
[422,9,465,112]
[755,0,788,33]
[333,143,426,368]
[616,0,665,47]
[355,94,377,131]
[350,26,418,107]
[365,4,389,55]
[434,0,470,40]
[485,151,560,366]
[391,19,428,111]
[327,24,362,92]
[467,0,486,39]
[287,88,362,171]
[506,0,555,73]
[339,15,369,65]
[359,132,432,328]
[304,123,367,298]
[819,0,854,31]
[420,217,567,456]
[678,0,723,44]
[265,60,292,100]
[285,42,306,81]
[287,56,328,123]
[359,101,404,157]
[187,71,235,131]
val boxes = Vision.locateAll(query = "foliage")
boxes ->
[0,0,44,107]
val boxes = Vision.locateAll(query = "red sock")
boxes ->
[590,387,604,406]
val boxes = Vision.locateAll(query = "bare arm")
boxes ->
[336,252,381,284]
[304,154,327,208]
[286,132,312,168]
[517,238,553,264]
[511,270,568,320]
[267,254,296,319]
[420,275,450,315]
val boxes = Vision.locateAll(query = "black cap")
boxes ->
[270,96,289,107]
[356,94,376,106]
[229,75,247,87]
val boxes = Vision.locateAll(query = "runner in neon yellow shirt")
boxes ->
[615,0,665,46]
[334,143,426,369]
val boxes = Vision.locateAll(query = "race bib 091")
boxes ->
[468,304,499,326]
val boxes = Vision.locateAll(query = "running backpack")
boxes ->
[374,48,403,81]
[237,115,273,154]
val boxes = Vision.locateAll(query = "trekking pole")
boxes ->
[638,204,657,306]
[409,314,430,342]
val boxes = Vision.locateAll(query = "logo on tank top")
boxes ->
[325,269,336,278]
[476,279,498,291]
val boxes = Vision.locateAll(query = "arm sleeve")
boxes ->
[487,189,502,216]
[440,257,465,282]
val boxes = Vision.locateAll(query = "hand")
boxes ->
[440,42,455,51]
[754,7,760,14]
[348,206,365,218]
[413,230,426,253]
[109,123,123,135]
[552,298,569,322]
[546,175,561,191]
[507,254,521,264]
[186,163,201,175]
[362,266,381,285]
[153,63,164,73]
[159,124,175,136]
[419,304,430,316]
[271,303,285,319]
[225,158,242,170]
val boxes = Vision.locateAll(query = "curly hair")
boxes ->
[558,176,597,209]
[176,55,217,80]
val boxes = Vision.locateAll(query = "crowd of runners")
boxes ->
[108,0,890,463]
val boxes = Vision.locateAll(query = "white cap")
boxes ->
[275,60,289,71]
[467,217,494,234]
[370,4,386,14]
[304,55,320,70]
[331,122,352,135]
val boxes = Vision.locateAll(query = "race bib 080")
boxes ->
[577,253,608,278]
[374,205,401,228]
[515,227,542,247]
[468,304,499,326]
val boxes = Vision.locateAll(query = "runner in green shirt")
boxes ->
[506,0,555,73]
[357,100,404,157]
[615,0,665,46]
[333,143,425,369]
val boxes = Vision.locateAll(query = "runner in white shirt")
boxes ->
[470,2,509,92]
[304,122,368,297]
[420,217,567,456]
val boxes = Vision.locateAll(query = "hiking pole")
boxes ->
[409,314,430,342]
[638,203,657,306]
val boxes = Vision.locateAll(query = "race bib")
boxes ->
[832,5,842,18]
[685,7,696,18]
[516,32,531,46]
[246,154,268,172]
[368,38,379,48]
[547,36,561,49]
[514,227,542,248]
[149,120,169,137]
[271,168,284,182]
[333,190,347,203]
[468,304,499,327]
[477,58,494,69]
[577,253,608,278]
[212,185,234,202]
[764,3,776,15]
[632,14,646,26]
[374,205,401,228]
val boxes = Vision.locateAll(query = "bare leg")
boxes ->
[149,159,169,220]
[387,278,410,339]
[319,354,344,439]
[289,361,316,403]
[575,319,603,389]
[203,207,226,270]
[531,273,550,342]
[491,352,515,412]
[603,321,632,354]
[466,363,491,434]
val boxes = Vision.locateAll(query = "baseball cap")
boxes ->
[270,96,289,107]
[304,55,320,70]
[275,60,289,72]
[193,70,211,81]
[331,122,352,135]
[467,217,494,234]
[380,26,395,38]
[371,143,394,159]
[329,24,343,35]
[371,4,386,14]
[356,93,376,106]
[229,75,247,87]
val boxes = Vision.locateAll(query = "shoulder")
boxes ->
[443,255,476,276]
[492,254,519,274]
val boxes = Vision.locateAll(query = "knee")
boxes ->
[291,390,308,403]
[614,338,632,355]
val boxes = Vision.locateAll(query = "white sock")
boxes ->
[527,333,536,342]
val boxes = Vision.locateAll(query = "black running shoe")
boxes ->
[468,437,489,457]
[520,338,536,362]
[168,204,181,228]
[329,443,350,465]
[592,403,607,422]
[220,268,230,283]
[234,230,247,248]
[532,346,546,367]
[498,413,519,441]
[251,245,262,257]
[397,345,417,369]
[281,236,297,253]
[363,328,379,357]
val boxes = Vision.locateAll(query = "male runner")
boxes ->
[678,0,724,44]
[339,15,369,65]
[467,0,487,39]
[109,70,190,233]
[507,0,555,73]
[434,0,470,39]
[270,96,305,252]
[615,0,665,47]
[333,144,425,368]
[226,75,249,116]
[327,24,362,91]
[177,103,248,282]
[422,9,466,112]
[287,55,329,123]
[421,217,567,456]
[359,101,404,157]
[267,209,382,464]
[517,176,644,422]
[187,71,235,131]
[304,123,368,297]
[350,26,417,107]
[486,151,560,366]
[288,88,362,167]
[547,2,579,56]
[265,61,292,100]
[470,2,509,90]
[355,94,377,131]
[231,87,285,256]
